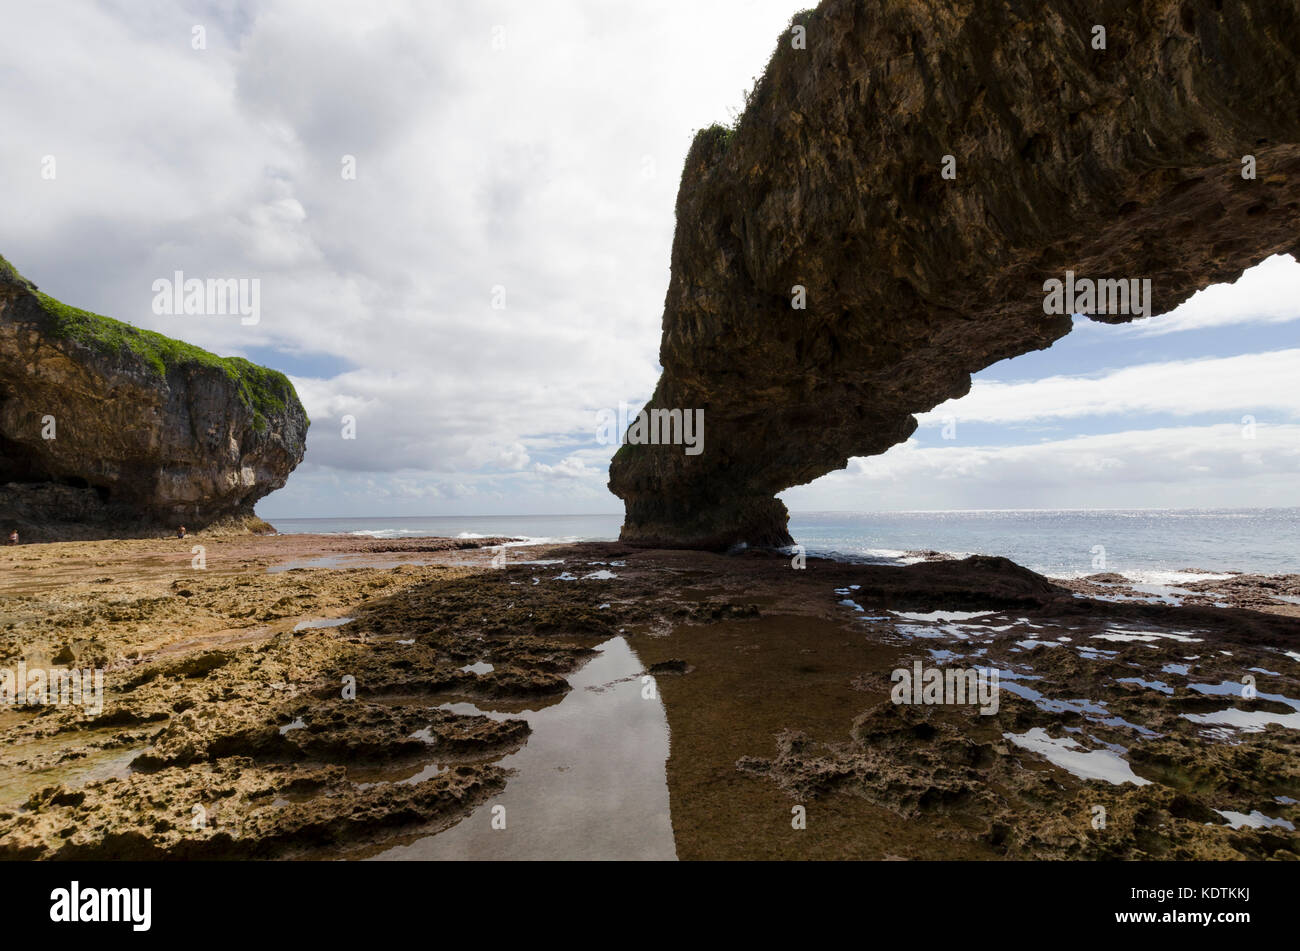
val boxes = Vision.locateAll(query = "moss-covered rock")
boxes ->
[0,255,309,538]
[31,291,295,431]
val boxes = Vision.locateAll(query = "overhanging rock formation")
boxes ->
[0,255,309,539]
[608,0,1300,550]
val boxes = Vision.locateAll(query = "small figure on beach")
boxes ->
[176,526,187,539]
[6,529,18,545]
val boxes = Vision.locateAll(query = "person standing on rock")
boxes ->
[6,529,18,545]
[176,526,187,539]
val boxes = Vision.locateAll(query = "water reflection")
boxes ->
[373,636,676,860]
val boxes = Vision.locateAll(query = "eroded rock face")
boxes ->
[609,0,1300,550]
[0,256,308,538]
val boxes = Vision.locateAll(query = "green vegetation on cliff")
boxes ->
[692,8,819,156]
[1,257,300,434]
[0,254,26,284]
[37,293,296,433]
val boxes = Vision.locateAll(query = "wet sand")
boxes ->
[0,533,1297,859]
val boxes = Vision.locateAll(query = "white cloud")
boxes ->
[534,456,598,480]
[920,350,1300,426]
[1086,253,1300,336]
[782,424,1300,511]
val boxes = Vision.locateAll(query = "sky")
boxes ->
[2,0,1297,519]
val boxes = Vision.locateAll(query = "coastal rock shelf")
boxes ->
[0,255,309,538]
[608,0,1300,550]
[2,537,1295,859]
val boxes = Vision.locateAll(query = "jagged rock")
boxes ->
[0,254,308,538]
[609,0,1300,549]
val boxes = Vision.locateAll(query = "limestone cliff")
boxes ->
[0,255,308,538]
[609,0,1300,550]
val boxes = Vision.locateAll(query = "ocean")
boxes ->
[267,508,1300,581]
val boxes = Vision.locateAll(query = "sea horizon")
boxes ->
[266,503,1300,518]
[265,506,1300,580]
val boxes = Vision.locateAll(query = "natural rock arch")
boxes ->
[608,0,1300,549]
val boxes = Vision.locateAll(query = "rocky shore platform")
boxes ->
[0,533,1296,859]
